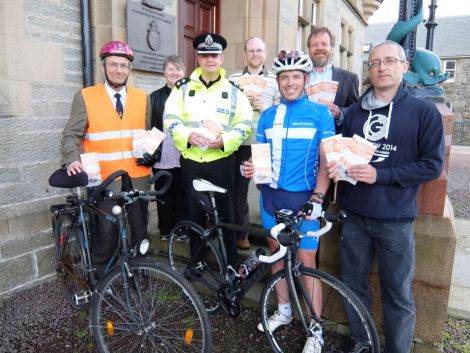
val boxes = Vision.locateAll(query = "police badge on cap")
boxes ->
[193,32,227,54]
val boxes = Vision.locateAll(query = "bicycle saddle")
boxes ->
[193,179,227,193]
[49,168,89,188]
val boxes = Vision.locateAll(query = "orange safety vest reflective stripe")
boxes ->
[82,84,150,180]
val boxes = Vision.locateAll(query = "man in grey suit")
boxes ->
[306,26,359,132]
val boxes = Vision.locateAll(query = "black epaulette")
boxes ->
[228,80,244,92]
[175,77,190,89]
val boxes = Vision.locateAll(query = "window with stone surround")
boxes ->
[443,60,456,82]
[297,0,319,51]
[339,20,354,71]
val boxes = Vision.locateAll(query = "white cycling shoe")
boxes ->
[257,310,293,332]
[302,326,323,353]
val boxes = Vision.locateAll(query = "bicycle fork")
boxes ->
[285,253,321,337]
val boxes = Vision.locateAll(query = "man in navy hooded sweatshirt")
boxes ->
[327,40,445,353]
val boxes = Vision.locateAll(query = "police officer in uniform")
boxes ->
[164,33,253,266]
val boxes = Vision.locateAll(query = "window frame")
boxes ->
[443,60,457,82]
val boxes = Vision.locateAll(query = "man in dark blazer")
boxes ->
[306,26,359,133]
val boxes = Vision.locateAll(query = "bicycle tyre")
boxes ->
[91,259,212,353]
[168,221,224,314]
[54,213,90,309]
[259,266,380,353]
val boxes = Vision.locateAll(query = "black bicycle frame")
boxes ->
[206,190,318,332]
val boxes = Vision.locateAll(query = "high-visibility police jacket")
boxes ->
[81,84,150,180]
[163,67,253,162]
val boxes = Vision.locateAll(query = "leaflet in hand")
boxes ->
[196,119,223,151]
[236,75,268,97]
[321,134,376,185]
[306,80,339,103]
[133,127,166,158]
[201,119,222,141]
[251,143,272,184]
[80,152,102,187]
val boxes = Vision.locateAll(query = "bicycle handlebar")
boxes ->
[149,170,172,195]
[258,210,346,264]
[102,170,173,204]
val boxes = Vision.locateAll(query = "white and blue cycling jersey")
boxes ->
[256,94,335,192]
[257,93,335,250]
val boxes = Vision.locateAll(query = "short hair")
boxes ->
[369,40,407,61]
[244,36,267,52]
[307,26,336,48]
[163,55,185,71]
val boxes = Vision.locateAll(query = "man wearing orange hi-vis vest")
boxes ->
[61,40,156,278]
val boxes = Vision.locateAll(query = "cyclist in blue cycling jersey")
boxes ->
[243,49,335,353]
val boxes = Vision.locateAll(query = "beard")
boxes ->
[311,49,331,68]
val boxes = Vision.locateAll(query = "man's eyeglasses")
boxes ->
[107,62,131,71]
[368,57,405,69]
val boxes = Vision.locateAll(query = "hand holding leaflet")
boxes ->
[80,152,102,187]
[306,80,339,103]
[133,127,166,158]
[322,134,376,185]
[251,143,272,184]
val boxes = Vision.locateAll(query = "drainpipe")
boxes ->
[79,0,93,87]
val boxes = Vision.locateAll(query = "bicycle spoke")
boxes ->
[260,267,379,353]
[91,260,211,353]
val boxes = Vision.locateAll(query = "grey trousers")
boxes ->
[340,210,416,353]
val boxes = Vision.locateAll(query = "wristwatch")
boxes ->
[310,192,325,204]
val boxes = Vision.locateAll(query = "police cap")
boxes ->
[193,32,227,54]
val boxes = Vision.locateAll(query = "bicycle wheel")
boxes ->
[91,259,212,353]
[168,221,224,314]
[259,266,380,353]
[54,213,90,309]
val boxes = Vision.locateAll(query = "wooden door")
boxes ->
[179,0,220,73]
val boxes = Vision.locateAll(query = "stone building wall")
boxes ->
[442,57,470,145]
[0,0,84,295]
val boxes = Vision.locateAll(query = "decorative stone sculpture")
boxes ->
[386,0,447,100]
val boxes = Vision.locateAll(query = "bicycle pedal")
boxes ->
[73,290,91,305]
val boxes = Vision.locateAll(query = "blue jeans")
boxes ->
[340,211,416,353]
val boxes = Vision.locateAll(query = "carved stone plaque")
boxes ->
[127,0,176,73]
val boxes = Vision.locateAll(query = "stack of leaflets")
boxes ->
[251,143,272,184]
[132,127,166,158]
[321,134,376,185]
[80,152,102,187]
[306,80,339,103]
[235,75,268,100]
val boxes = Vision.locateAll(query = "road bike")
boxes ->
[49,168,212,353]
[167,178,380,352]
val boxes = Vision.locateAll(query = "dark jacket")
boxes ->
[149,85,172,162]
[150,84,172,131]
[340,83,445,221]
[332,66,359,116]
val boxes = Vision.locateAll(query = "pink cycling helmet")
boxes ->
[99,40,134,62]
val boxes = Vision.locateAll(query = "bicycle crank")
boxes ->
[218,284,240,318]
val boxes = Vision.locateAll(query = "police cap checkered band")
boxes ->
[193,33,227,54]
